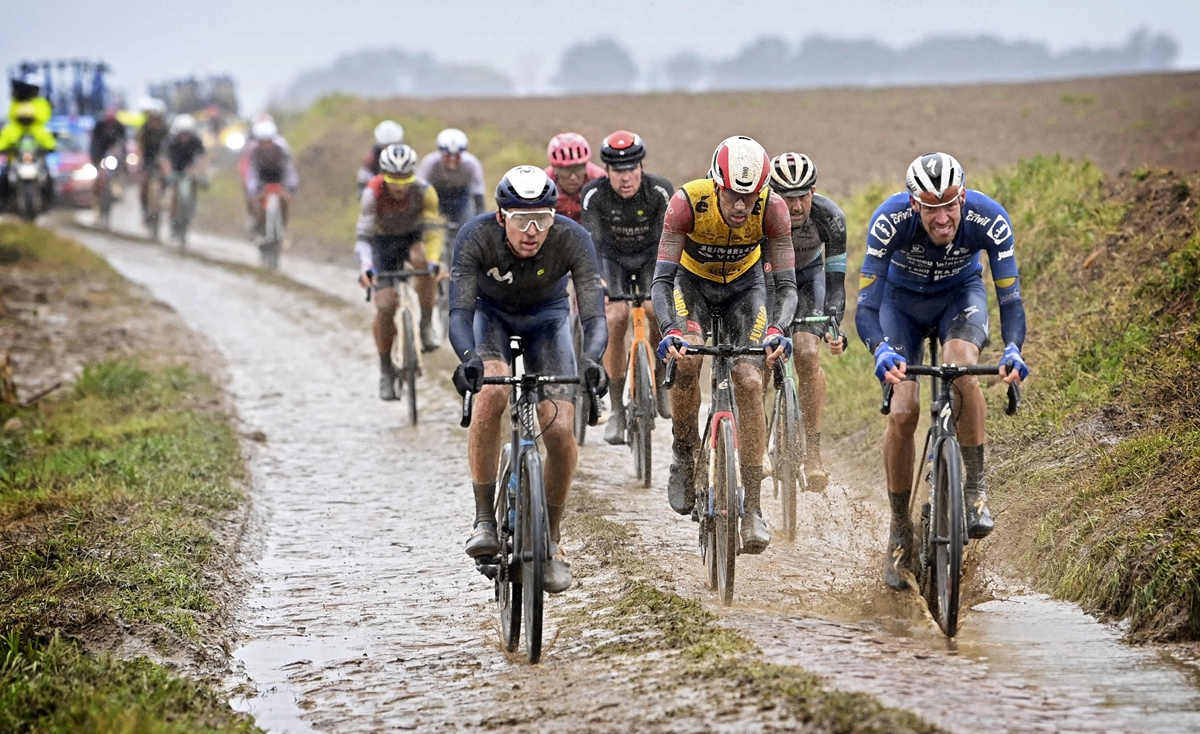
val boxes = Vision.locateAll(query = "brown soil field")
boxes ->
[373,71,1200,196]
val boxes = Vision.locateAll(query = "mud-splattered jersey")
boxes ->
[664,178,788,284]
[579,172,674,265]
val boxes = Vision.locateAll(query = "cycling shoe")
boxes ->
[544,542,573,594]
[465,522,500,558]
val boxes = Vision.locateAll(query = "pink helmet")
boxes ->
[547,132,591,167]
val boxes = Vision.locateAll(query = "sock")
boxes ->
[608,377,625,415]
[961,444,985,492]
[889,490,911,522]
[472,482,496,527]
[806,432,822,467]
[380,352,394,373]
[742,465,764,514]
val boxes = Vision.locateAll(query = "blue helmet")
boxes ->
[495,165,558,209]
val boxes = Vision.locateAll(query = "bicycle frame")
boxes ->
[606,272,655,413]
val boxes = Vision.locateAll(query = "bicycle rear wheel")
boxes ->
[401,309,419,425]
[520,448,548,663]
[933,437,965,637]
[715,417,738,605]
[494,445,521,652]
[571,315,589,445]
[632,343,654,488]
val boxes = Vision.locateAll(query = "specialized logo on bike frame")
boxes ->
[871,214,897,245]
[987,215,1011,245]
[488,267,513,284]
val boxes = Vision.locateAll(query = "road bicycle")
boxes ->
[462,335,598,663]
[142,164,165,242]
[168,171,199,249]
[881,334,1020,637]
[365,269,428,425]
[767,315,845,542]
[663,315,769,605]
[607,272,658,487]
[258,183,287,270]
[571,313,592,445]
[96,152,119,231]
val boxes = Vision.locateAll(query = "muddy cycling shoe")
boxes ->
[604,403,627,445]
[668,446,697,515]
[379,370,398,401]
[655,376,672,419]
[544,542,573,594]
[419,320,440,353]
[805,468,829,494]
[741,512,771,554]
[465,522,500,558]
[965,486,995,539]
[883,516,916,591]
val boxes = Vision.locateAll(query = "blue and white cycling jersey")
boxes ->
[856,190,1026,353]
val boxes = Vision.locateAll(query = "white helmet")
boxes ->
[170,113,197,134]
[138,96,166,115]
[374,119,404,146]
[436,128,469,155]
[379,143,419,177]
[709,136,770,195]
[906,152,965,207]
[252,118,278,140]
[770,152,817,195]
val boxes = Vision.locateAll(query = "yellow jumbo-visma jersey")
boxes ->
[678,178,770,283]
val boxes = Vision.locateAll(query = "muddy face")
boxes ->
[717,188,759,227]
[553,163,588,196]
[911,194,963,244]
[607,165,642,199]
[785,190,814,228]
[441,152,461,171]
[498,210,552,258]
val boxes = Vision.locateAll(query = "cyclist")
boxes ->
[766,153,848,492]
[653,136,797,554]
[136,98,170,221]
[164,114,207,221]
[357,119,405,193]
[580,130,674,443]
[856,152,1028,590]
[355,143,445,395]
[415,128,486,245]
[543,132,604,223]
[89,108,126,203]
[449,165,608,594]
[244,117,299,241]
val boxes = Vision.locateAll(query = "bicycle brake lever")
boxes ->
[662,358,677,389]
[1006,383,1022,416]
[460,391,474,428]
[772,359,785,391]
[586,387,600,427]
[880,383,894,415]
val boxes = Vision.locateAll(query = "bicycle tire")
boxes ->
[494,444,521,652]
[934,437,964,637]
[633,343,654,488]
[401,309,419,425]
[520,447,547,663]
[571,315,589,445]
[715,417,738,605]
[146,175,162,242]
[779,378,802,542]
[695,423,718,591]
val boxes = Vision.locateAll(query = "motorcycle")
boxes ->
[258,183,288,270]
[7,135,50,222]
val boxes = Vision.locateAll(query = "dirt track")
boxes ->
[65,201,1200,732]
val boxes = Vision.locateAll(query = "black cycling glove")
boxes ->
[581,356,608,399]
[452,355,485,396]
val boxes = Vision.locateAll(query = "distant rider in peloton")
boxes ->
[449,165,608,594]
[544,132,604,224]
[136,97,170,221]
[653,136,797,554]
[244,117,299,242]
[355,143,445,396]
[357,120,404,194]
[164,114,207,220]
[580,130,674,443]
[415,127,487,253]
[856,152,1028,590]
[89,108,126,203]
[766,152,848,492]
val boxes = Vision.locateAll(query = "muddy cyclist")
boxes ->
[449,165,608,594]
[856,152,1028,590]
[415,128,487,240]
[580,130,675,443]
[653,135,797,554]
[544,132,605,224]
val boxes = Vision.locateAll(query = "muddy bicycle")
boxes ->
[881,335,1020,637]
[462,336,599,663]
[663,317,770,605]
[365,269,427,425]
[767,315,845,542]
[607,272,660,487]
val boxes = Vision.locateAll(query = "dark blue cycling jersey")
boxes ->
[856,190,1026,352]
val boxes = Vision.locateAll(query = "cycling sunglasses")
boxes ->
[912,185,963,208]
[502,208,556,233]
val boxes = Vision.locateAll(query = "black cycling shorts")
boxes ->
[473,298,577,401]
[601,252,655,300]
[371,231,423,289]
[672,268,768,368]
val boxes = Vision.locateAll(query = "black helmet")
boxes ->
[599,130,645,170]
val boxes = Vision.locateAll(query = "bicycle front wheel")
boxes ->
[494,444,521,652]
[571,315,589,445]
[715,417,738,605]
[632,343,654,488]
[401,309,419,425]
[520,448,548,663]
[933,437,965,637]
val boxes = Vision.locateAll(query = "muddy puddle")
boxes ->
[71,204,1200,732]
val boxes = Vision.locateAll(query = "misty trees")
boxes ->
[553,39,639,94]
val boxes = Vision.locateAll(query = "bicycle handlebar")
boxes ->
[879,364,1022,417]
[661,344,769,390]
[459,373,600,428]
[362,268,433,301]
[606,293,651,304]
[793,315,847,349]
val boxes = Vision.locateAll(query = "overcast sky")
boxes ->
[4,0,1197,111]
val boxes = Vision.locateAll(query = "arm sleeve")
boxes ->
[472,193,485,216]
[415,153,436,181]
[651,189,695,335]
[985,216,1026,349]
[763,194,797,332]
[580,184,604,251]
[448,228,480,362]
[355,187,377,245]
[855,274,887,352]
[420,186,446,264]
[821,205,848,324]
[571,229,609,362]
[467,154,486,197]
[284,150,299,191]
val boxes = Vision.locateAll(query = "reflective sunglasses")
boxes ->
[912,186,963,208]
[502,208,556,233]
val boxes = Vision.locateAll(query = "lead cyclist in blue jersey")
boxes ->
[855,152,1028,591]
